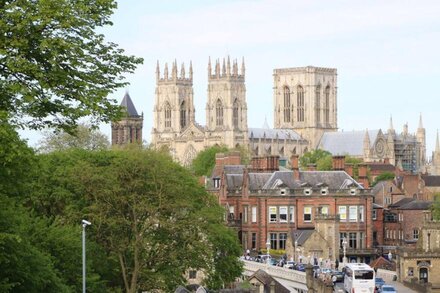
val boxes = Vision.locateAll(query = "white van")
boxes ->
[343,263,375,293]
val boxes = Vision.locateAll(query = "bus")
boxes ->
[343,263,375,293]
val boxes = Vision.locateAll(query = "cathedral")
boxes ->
[111,56,435,174]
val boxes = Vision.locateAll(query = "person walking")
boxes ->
[332,274,337,286]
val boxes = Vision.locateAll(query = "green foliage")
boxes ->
[38,123,110,153]
[372,172,395,186]
[191,145,229,176]
[299,149,332,169]
[316,155,332,171]
[0,0,143,132]
[32,147,243,292]
[431,193,440,221]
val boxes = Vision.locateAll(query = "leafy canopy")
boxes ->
[0,0,143,132]
[299,149,332,170]
[372,172,395,186]
[191,145,229,176]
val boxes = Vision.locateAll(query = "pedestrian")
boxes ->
[332,274,337,286]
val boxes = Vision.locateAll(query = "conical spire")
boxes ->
[156,60,160,81]
[120,91,139,117]
[364,129,371,146]
[172,59,177,80]
[222,58,226,76]
[241,57,245,76]
[418,113,423,129]
[164,62,169,80]
[180,62,185,79]
[262,116,270,129]
[389,115,394,131]
[233,59,238,76]
[215,59,220,77]
[227,56,231,76]
[436,130,440,153]
[189,60,193,80]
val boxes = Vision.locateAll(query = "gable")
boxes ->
[177,122,205,139]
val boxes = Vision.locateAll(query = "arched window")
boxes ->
[233,99,239,129]
[283,86,291,123]
[297,85,304,122]
[324,85,330,124]
[164,103,171,128]
[315,85,321,123]
[216,99,223,126]
[180,101,187,128]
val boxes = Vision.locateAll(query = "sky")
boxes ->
[22,0,440,156]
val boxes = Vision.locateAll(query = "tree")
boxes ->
[37,123,110,153]
[372,172,395,186]
[31,147,243,292]
[191,145,229,176]
[299,149,332,169]
[431,193,440,221]
[0,0,143,132]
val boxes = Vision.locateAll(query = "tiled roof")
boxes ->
[120,92,140,117]
[318,129,380,156]
[388,198,415,208]
[366,163,396,172]
[290,229,314,245]
[422,175,440,187]
[248,127,303,140]
[399,200,432,210]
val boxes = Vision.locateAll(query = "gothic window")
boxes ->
[297,85,304,122]
[180,101,186,129]
[233,99,239,129]
[283,86,291,123]
[315,85,321,123]
[324,85,330,124]
[164,103,171,128]
[216,99,223,127]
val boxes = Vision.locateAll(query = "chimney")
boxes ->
[345,163,354,177]
[291,155,300,180]
[215,153,225,168]
[250,155,279,172]
[332,156,346,171]
[358,163,369,188]
[225,151,241,165]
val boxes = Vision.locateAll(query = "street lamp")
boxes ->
[294,240,298,263]
[342,237,348,265]
[82,219,91,293]
[266,239,271,266]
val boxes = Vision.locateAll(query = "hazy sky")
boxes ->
[22,0,440,155]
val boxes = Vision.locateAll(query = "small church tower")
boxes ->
[205,56,248,148]
[111,92,143,145]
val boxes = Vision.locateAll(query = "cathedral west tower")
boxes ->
[273,66,338,148]
[205,57,248,148]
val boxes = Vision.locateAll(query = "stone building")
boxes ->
[111,92,143,145]
[317,116,426,173]
[208,153,375,264]
[430,131,440,175]
[149,58,330,166]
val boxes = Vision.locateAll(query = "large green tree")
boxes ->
[0,0,142,132]
[299,149,332,169]
[191,145,229,176]
[31,147,243,292]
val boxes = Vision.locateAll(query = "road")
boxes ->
[333,281,417,293]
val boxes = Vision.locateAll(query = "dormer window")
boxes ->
[350,187,357,195]
[213,177,221,188]
[280,188,287,195]
[320,187,328,195]
[304,188,312,195]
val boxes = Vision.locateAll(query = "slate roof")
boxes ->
[250,269,290,293]
[120,92,140,117]
[388,198,415,208]
[366,162,396,172]
[290,229,315,245]
[248,127,303,140]
[318,129,380,156]
[399,200,432,210]
[422,175,440,187]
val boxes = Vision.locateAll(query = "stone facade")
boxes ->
[111,92,143,145]
[150,58,331,166]
[273,66,338,149]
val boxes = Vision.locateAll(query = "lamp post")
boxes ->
[266,239,271,266]
[342,237,348,265]
[82,219,91,293]
[294,240,298,263]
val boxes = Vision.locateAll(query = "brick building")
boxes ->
[208,153,375,263]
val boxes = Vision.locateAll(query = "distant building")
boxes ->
[111,92,143,145]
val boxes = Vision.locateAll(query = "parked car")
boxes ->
[269,258,278,266]
[380,285,397,293]
[295,263,305,271]
[375,277,386,291]
[331,270,345,282]
[284,261,296,269]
